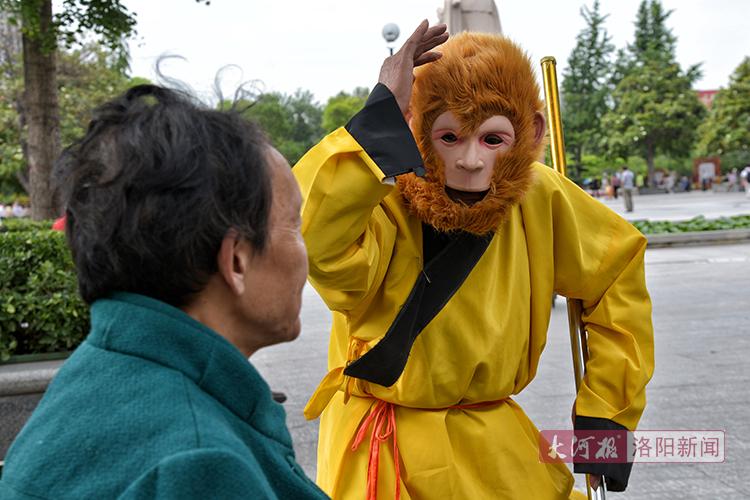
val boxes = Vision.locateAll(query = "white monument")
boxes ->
[437,0,503,35]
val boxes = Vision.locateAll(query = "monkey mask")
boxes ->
[397,33,546,235]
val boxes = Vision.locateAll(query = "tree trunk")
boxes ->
[645,139,655,187]
[22,0,60,220]
[573,145,583,182]
[15,100,30,193]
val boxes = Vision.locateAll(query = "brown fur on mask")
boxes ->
[397,33,545,235]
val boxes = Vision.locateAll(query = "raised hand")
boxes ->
[378,20,449,115]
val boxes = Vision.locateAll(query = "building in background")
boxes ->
[696,90,718,109]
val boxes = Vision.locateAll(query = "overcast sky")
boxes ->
[122,0,747,104]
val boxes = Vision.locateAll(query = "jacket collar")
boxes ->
[87,292,291,446]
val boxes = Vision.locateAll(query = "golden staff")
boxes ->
[540,56,606,500]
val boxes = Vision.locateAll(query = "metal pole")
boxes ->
[540,56,605,500]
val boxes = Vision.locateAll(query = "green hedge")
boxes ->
[631,215,750,234]
[0,218,55,232]
[0,220,89,361]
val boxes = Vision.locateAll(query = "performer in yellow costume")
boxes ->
[294,22,654,499]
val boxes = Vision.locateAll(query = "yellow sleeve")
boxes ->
[538,165,655,430]
[293,84,424,314]
[292,128,397,313]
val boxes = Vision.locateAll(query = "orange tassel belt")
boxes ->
[351,398,506,500]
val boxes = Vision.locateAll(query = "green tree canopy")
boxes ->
[0,0,136,60]
[629,0,676,64]
[0,12,23,195]
[0,0,138,218]
[239,90,324,165]
[283,89,324,164]
[0,0,208,219]
[696,57,750,170]
[561,0,614,177]
[322,87,368,133]
[58,45,145,145]
[0,42,143,196]
[600,0,705,185]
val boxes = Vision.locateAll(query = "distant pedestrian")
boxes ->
[621,165,635,212]
[665,171,676,193]
[612,171,621,199]
[11,201,27,218]
[741,165,750,197]
[727,168,738,192]
[591,176,601,197]
[679,175,691,192]
[602,173,613,199]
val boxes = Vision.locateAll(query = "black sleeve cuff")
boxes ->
[345,83,425,178]
[573,416,634,492]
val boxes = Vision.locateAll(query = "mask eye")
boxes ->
[484,134,503,146]
[440,133,458,144]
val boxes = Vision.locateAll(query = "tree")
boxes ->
[58,45,143,145]
[240,90,324,165]
[0,42,142,197]
[696,57,750,171]
[0,12,24,195]
[322,87,368,133]
[600,0,705,185]
[281,89,324,164]
[0,0,135,218]
[0,0,208,219]
[561,0,614,178]
[629,0,675,64]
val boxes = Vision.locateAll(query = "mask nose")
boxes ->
[455,142,484,171]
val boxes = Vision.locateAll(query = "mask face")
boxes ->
[431,112,515,192]
[398,33,544,235]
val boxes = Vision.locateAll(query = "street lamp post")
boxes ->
[382,23,400,56]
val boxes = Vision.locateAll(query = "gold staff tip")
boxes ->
[541,56,557,65]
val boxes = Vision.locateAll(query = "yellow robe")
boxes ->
[293,127,654,499]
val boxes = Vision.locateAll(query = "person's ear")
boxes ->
[533,111,546,146]
[217,230,250,296]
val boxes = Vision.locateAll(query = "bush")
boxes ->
[0,193,29,206]
[720,150,750,172]
[631,215,750,234]
[0,221,89,361]
[0,218,52,232]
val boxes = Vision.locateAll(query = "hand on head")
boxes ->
[378,20,448,115]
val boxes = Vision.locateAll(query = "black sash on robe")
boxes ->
[343,223,494,387]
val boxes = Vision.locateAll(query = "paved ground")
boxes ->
[519,243,750,498]
[596,189,750,222]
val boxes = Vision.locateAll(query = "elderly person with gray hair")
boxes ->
[0,85,327,499]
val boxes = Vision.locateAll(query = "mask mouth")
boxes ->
[444,186,489,206]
